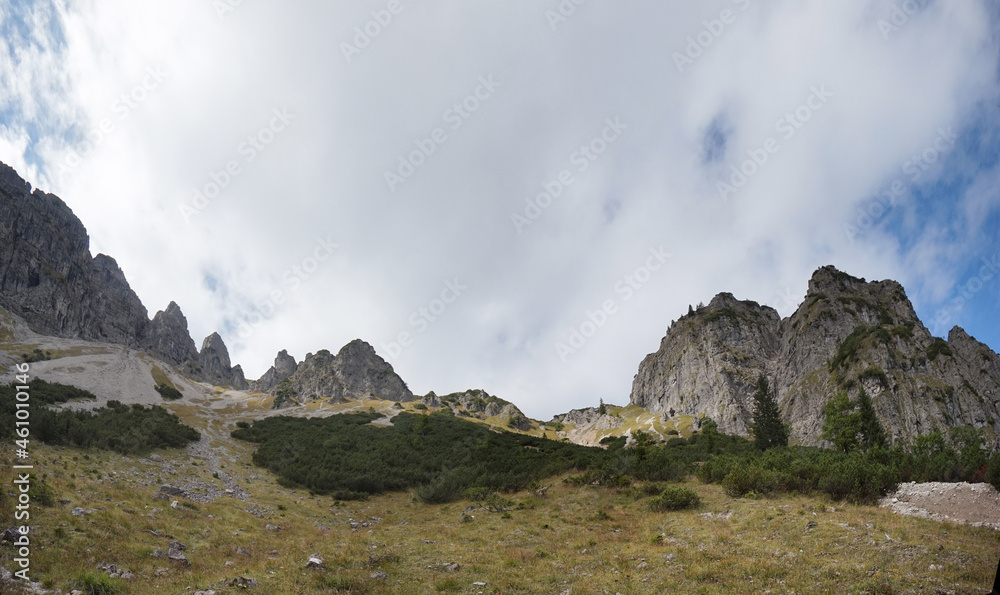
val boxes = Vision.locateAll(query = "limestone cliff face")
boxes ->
[629,266,1000,447]
[0,163,150,349]
[0,161,243,386]
[269,340,413,406]
[630,292,781,437]
[195,332,249,389]
[143,302,199,366]
[251,349,298,392]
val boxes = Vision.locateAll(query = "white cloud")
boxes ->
[1,0,998,419]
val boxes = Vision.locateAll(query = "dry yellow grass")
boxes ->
[5,435,998,594]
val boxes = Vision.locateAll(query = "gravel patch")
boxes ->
[879,481,1000,530]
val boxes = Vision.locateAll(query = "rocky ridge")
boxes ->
[0,161,247,387]
[421,389,531,429]
[629,265,1000,447]
[265,340,413,408]
[250,349,298,393]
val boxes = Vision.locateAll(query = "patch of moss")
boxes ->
[926,338,952,362]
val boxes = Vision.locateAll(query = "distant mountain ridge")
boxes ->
[629,265,1000,447]
[2,161,998,448]
[0,161,411,399]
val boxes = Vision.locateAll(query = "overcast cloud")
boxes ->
[1,0,998,419]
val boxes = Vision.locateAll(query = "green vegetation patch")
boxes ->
[154,384,183,400]
[858,366,890,389]
[232,411,607,502]
[648,485,700,511]
[926,338,952,362]
[21,348,52,363]
[0,381,200,454]
[829,325,892,371]
[150,365,176,390]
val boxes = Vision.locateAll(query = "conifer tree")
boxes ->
[750,375,788,450]
[857,387,887,449]
[821,391,861,453]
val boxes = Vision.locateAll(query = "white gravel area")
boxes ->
[879,481,1000,530]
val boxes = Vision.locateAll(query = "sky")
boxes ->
[0,0,998,420]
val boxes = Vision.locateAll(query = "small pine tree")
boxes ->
[597,398,607,416]
[856,388,887,449]
[750,375,788,450]
[821,391,861,453]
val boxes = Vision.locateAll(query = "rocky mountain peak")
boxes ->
[145,302,199,366]
[195,332,248,389]
[263,339,412,408]
[807,265,865,295]
[630,265,1000,448]
[251,349,299,392]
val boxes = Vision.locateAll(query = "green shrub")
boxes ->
[723,465,777,497]
[21,348,52,363]
[649,485,701,511]
[816,449,899,504]
[154,383,183,400]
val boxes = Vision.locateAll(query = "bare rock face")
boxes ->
[0,163,149,349]
[196,332,249,389]
[144,302,199,366]
[629,265,1000,447]
[268,339,413,406]
[251,349,298,392]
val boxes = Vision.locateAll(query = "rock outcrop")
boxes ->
[251,349,298,392]
[629,265,1000,447]
[144,302,199,366]
[424,389,532,428]
[267,340,413,407]
[196,332,248,389]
